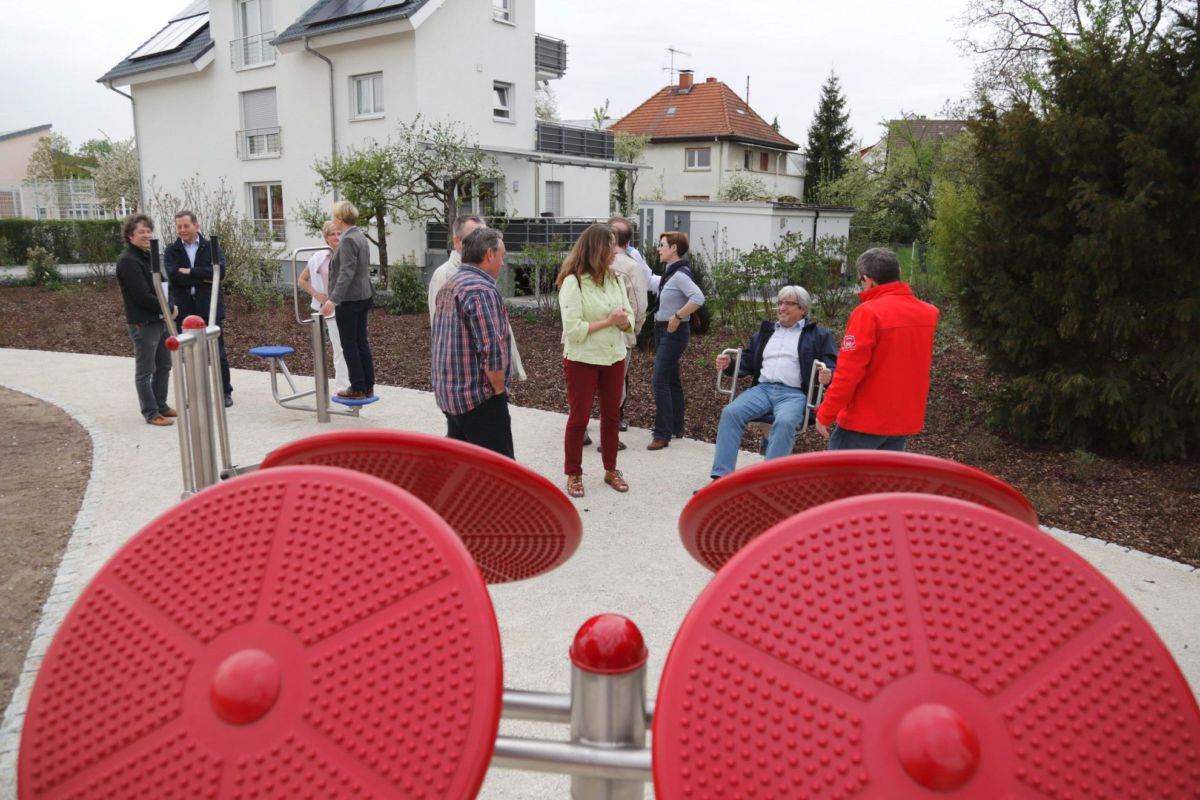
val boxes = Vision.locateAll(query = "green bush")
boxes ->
[386,257,426,315]
[0,219,123,264]
[25,246,62,287]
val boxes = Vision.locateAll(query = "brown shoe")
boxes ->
[566,474,585,498]
[337,389,367,399]
[604,470,629,493]
[148,415,174,427]
[160,407,178,418]
[647,438,669,451]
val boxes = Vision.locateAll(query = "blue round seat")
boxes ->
[331,395,380,407]
[249,346,295,359]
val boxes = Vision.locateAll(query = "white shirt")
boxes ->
[306,250,332,312]
[182,236,200,268]
[628,245,659,293]
[758,322,804,388]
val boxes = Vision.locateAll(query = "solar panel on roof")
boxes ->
[129,13,207,60]
[307,0,411,26]
[170,0,208,21]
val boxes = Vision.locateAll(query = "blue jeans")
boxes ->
[652,324,690,440]
[711,383,808,477]
[127,321,171,421]
[827,426,907,451]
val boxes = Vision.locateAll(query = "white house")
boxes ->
[611,71,805,204]
[638,200,853,264]
[99,0,620,266]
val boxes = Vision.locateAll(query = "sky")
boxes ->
[0,0,978,150]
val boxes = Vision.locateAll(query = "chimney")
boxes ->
[706,77,717,83]
[678,69,694,90]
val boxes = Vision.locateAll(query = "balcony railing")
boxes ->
[252,219,286,243]
[535,121,614,161]
[534,34,567,78]
[231,31,276,69]
[236,127,282,160]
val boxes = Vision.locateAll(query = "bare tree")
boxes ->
[959,0,1176,106]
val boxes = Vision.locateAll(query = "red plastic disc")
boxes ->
[681,450,1037,572]
[654,493,1200,799]
[261,430,583,584]
[19,466,503,799]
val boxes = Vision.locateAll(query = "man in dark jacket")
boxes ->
[164,210,232,407]
[116,213,176,426]
[709,286,838,478]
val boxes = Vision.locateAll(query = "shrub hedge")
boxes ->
[0,219,123,266]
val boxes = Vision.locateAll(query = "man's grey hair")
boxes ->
[856,247,901,284]
[777,285,812,311]
[461,227,504,264]
[453,214,486,239]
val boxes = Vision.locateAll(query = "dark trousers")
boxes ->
[652,324,690,440]
[563,358,625,474]
[335,296,375,394]
[827,426,908,452]
[127,321,171,421]
[177,292,232,396]
[445,392,514,459]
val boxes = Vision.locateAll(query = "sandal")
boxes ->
[604,470,629,493]
[566,474,585,498]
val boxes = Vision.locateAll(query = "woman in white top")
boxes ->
[297,221,349,392]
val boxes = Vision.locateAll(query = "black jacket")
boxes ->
[726,317,839,387]
[163,233,226,321]
[116,245,166,325]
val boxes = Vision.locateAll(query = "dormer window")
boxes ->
[665,107,677,116]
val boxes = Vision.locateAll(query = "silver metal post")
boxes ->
[568,616,649,800]
[168,346,195,497]
[181,328,218,490]
[490,737,652,783]
[502,690,573,724]
[311,312,331,423]
[802,359,828,432]
[207,235,221,326]
[207,326,233,469]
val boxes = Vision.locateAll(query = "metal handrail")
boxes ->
[289,246,332,325]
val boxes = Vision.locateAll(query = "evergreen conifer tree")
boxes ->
[803,72,854,203]
[956,15,1200,460]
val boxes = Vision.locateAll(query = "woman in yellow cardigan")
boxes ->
[556,224,636,498]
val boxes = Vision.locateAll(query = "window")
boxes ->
[544,181,563,217]
[744,149,751,170]
[249,182,285,242]
[232,0,274,69]
[685,147,711,170]
[493,81,513,121]
[0,189,22,218]
[238,88,281,158]
[493,0,512,22]
[351,73,384,118]
[455,179,504,215]
[760,152,769,172]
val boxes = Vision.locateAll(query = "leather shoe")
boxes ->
[160,407,178,418]
[337,389,367,399]
[618,419,628,432]
[597,441,627,452]
[582,430,593,446]
[224,394,234,408]
[647,438,669,451]
[148,415,174,427]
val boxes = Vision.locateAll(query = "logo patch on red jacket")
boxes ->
[842,335,856,351]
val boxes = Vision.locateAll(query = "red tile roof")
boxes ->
[611,76,799,150]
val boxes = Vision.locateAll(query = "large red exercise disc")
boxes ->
[681,450,1037,572]
[261,429,582,583]
[654,493,1200,799]
[19,466,503,800]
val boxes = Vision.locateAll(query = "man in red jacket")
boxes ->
[815,248,939,450]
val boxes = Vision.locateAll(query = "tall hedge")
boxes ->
[0,219,123,266]
[957,23,1200,459]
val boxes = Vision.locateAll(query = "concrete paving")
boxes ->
[0,346,1196,798]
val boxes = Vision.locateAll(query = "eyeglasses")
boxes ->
[777,300,799,307]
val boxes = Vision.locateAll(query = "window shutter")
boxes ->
[241,88,278,129]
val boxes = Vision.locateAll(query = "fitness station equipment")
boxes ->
[248,247,378,424]
[17,439,1200,798]
[149,237,241,496]
[717,347,828,444]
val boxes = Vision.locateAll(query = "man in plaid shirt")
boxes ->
[431,227,515,458]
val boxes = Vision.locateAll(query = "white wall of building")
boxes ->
[640,200,853,260]
[635,141,805,204]
[118,0,612,265]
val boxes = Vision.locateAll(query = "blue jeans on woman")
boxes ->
[652,324,690,441]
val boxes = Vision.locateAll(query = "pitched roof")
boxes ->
[275,0,434,44]
[611,77,798,151]
[98,5,213,85]
[0,124,52,143]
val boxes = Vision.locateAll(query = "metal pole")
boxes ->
[502,690,572,724]
[180,324,218,490]
[167,344,195,497]
[568,615,649,800]
[207,235,221,326]
[207,326,233,469]
[490,737,652,783]
[311,312,331,423]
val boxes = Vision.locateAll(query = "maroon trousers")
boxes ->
[563,358,626,475]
